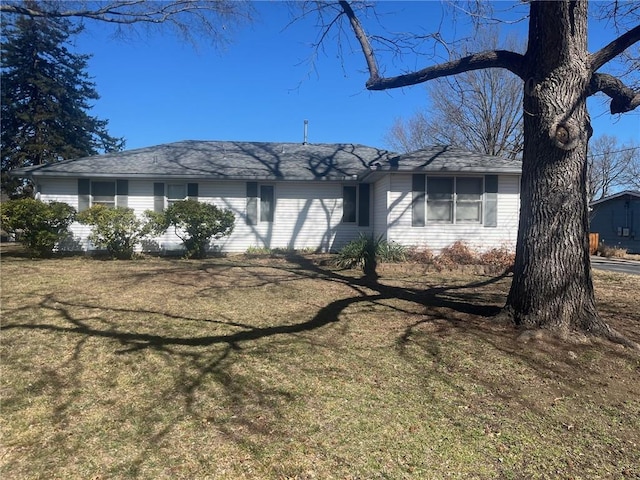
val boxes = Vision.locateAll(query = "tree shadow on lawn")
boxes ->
[3,253,639,477]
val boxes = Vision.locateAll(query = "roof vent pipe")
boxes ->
[303,119,309,145]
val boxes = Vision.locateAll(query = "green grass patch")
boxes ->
[1,249,639,479]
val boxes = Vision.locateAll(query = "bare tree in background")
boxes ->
[624,154,640,191]
[328,0,640,347]
[0,0,252,44]
[385,29,524,159]
[587,135,639,201]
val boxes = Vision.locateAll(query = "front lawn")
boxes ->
[1,249,639,479]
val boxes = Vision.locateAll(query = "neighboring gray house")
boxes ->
[10,140,522,254]
[590,190,640,254]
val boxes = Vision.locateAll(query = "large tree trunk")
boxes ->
[504,1,617,339]
[337,0,640,346]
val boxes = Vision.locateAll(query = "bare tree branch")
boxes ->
[365,49,526,90]
[337,1,380,81]
[338,1,525,90]
[386,28,524,159]
[0,1,252,45]
[0,1,248,24]
[588,73,640,114]
[590,24,640,72]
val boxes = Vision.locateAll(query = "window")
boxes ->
[78,179,128,211]
[153,182,198,212]
[455,177,483,223]
[260,185,274,222]
[342,184,370,225]
[167,184,186,206]
[246,182,275,224]
[92,181,116,207]
[342,186,357,223]
[412,175,493,226]
[426,177,453,223]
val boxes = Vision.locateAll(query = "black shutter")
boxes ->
[78,179,90,212]
[246,182,258,225]
[412,174,426,227]
[484,175,498,227]
[358,183,370,227]
[116,180,128,208]
[187,182,198,200]
[154,183,165,212]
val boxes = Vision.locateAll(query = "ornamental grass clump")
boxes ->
[336,234,407,277]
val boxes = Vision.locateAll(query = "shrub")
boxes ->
[479,246,515,274]
[437,241,477,268]
[77,205,154,259]
[596,243,627,258]
[0,198,76,256]
[407,246,436,264]
[151,199,235,259]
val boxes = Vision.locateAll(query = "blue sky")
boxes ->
[76,1,639,152]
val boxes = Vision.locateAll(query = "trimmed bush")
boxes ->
[0,198,76,256]
[77,205,154,259]
[151,199,235,259]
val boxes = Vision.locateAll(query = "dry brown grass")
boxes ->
[1,246,639,479]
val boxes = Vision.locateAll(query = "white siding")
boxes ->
[219,181,372,253]
[36,177,373,253]
[35,173,519,254]
[38,178,91,250]
[385,173,520,253]
[373,176,390,241]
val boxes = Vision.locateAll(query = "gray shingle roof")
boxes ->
[10,141,522,181]
[383,146,522,174]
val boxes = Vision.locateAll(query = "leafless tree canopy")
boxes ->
[334,1,639,114]
[0,1,253,44]
[385,29,524,159]
[588,135,640,201]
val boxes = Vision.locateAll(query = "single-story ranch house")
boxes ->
[10,141,522,254]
